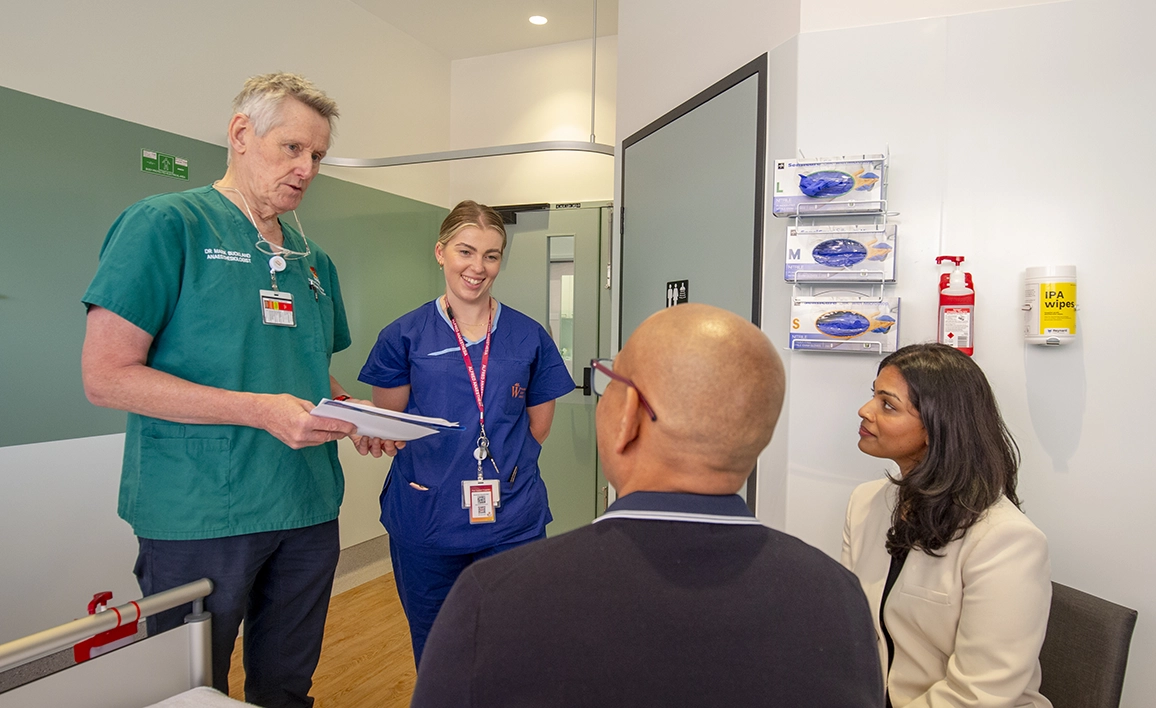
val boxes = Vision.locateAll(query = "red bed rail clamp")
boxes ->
[73,591,141,662]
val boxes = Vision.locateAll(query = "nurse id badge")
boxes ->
[462,479,499,524]
[260,289,296,327]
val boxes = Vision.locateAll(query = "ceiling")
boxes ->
[350,0,618,60]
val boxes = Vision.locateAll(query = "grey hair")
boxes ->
[228,73,339,160]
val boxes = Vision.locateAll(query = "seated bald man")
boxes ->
[411,304,883,708]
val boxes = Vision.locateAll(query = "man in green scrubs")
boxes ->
[81,73,382,708]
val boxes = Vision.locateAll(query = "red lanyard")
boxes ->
[446,297,493,429]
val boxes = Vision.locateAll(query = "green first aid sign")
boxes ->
[142,149,189,180]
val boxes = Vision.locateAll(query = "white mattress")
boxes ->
[144,686,254,707]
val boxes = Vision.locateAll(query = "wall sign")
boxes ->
[141,149,188,180]
[666,280,688,307]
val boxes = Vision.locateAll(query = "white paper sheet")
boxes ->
[310,399,461,441]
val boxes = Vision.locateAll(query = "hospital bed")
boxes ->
[0,579,250,707]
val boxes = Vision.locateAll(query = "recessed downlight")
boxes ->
[529,15,548,25]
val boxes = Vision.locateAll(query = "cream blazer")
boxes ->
[842,478,1053,708]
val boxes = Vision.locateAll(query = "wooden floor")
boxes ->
[227,573,416,707]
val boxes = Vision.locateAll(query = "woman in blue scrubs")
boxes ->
[359,200,575,666]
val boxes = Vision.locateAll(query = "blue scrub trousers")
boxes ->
[390,532,545,667]
[135,520,340,708]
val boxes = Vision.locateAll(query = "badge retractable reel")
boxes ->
[215,182,311,328]
[260,254,295,327]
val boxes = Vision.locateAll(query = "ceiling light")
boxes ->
[529,15,548,25]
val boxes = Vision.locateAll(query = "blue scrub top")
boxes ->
[359,299,575,553]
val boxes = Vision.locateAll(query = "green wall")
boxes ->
[0,86,445,448]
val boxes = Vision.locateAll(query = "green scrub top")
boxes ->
[82,185,351,540]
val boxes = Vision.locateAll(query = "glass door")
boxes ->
[492,203,611,534]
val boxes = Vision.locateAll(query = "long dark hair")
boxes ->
[880,344,1020,558]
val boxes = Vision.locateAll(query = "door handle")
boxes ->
[579,366,592,396]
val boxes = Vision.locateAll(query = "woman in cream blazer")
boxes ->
[842,344,1052,708]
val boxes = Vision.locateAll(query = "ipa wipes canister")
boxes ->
[1023,265,1077,346]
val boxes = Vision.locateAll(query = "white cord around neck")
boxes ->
[213,182,311,259]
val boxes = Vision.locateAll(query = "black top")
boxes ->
[412,491,884,707]
[881,550,908,708]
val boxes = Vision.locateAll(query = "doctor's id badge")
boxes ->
[260,289,296,327]
[462,479,499,524]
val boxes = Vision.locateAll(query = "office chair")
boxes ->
[1038,581,1138,708]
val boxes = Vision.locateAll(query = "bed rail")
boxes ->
[0,578,213,675]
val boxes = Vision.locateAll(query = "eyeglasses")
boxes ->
[590,358,657,422]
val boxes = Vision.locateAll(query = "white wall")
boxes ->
[787,4,1156,705]
[0,436,138,643]
[799,0,1069,33]
[759,36,801,529]
[616,1,798,141]
[783,11,955,554]
[449,37,617,206]
[0,0,452,207]
[618,0,1155,704]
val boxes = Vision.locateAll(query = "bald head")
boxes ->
[600,304,785,495]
